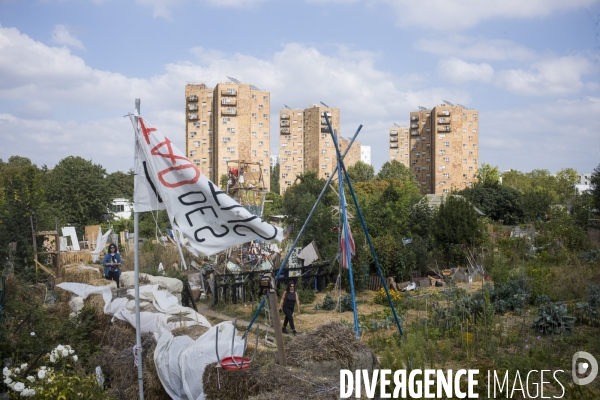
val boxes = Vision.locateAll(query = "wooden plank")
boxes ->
[34,260,56,278]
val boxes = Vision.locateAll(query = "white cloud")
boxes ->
[134,0,183,19]
[50,24,85,50]
[481,97,600,172]
[416,35,536,61]
[1,25,597,176]
[313,0,600,31]
[437,58,494,83]
[495,56,595,96]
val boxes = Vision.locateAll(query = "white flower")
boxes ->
[37,370,46,379]
[69,349,75,354]
[72,355,78,362]
[61,349,69,357]
[14,368,20,374]
[13,382,25,392]
[49,355,56,363]
[3,367,11,377]
[20,388,36,397]
[7,382,15,389]
[4,377,12,384]
[30,332,35,336]
[26,376,34,383]
[40,366,47,370]
[47,378,53,383]
[56,345,64,352]
[20,364,27,370]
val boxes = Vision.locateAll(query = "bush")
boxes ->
[373,288,403,306]
[296,288,316,304]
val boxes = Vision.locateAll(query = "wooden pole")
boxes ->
[267,286,286,366]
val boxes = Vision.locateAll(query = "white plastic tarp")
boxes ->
[90,227,113,262]
[154,322,245,400]
[56,282,113,314]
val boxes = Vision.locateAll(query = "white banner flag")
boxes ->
[132,116,283,256]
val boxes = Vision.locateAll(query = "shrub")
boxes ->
[296,288,316,304]
[374,288,403,306]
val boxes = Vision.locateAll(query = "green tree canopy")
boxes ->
[430,195,486,266]
[270,163,280,194]
[106,169,134,201]
[459,185,524,225]
[44,156,111,234]
[475,163,500,188]
[376,160,415,183]
[590,164,600,214]
[346,161,374,183]
[0,157,46,279]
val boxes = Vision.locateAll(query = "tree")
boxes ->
[270,163,280,194]
[376,160,415,183]
[106,169,134,201]
[591,163,600,214]
[555,168,579,204]
[430,195,486,266]
[44,156,111,235]
[475,163,500,188]
[282,172,338,260]
[346,161,374,183]
[0,157,47,280]
[459,185,524,225]
[262,191,282,221]
[521,187,553,221]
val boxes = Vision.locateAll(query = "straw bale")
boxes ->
[94,332,169,400]
[285,322,378,377]
[62,264,102,284]
[203,352,340,400]
[171,324,209,340]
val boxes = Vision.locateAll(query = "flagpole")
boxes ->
[133,98,145,400]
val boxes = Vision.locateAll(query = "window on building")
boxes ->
[202,102,206,107]
[263,95,269,100]
[193,141,200,147]
[258,123,263,128]
[252,113,257,118]
[443,157,449,162]
[222,117,230,124]
[227,147,235,153]
[193,159,200,166]
[227,127,235,133]
[263,114,268,119]
[258,141,263,146]
[252,131,257,137]
[252,94,257,99]
[443,173,450,178]
[463,144,467,148]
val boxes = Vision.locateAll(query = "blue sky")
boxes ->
[0,0,599,175]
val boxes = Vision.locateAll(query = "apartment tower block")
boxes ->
[279,105,360,194]
[408,104,479,195]
[389,126,409,165]
[185,82,271,190]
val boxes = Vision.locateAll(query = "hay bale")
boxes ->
[62,264,102,284]
[203,352,339,400]
[286,322,378,378]
[171,324,209,340]
[94,332,169,400]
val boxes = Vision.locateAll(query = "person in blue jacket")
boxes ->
[103,243,122,288]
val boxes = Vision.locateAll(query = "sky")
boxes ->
[0,0,599,176]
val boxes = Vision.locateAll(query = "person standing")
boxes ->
[103,243,122,288]
[279,283,300,336]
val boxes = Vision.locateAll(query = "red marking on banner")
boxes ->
[158,164,200,188]
[139,118,157,145]
[151,137,184,165]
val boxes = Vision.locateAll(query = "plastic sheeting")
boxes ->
[154,322,245,400]
[90,227,113,262]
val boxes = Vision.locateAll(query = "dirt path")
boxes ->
[198,304,276,335]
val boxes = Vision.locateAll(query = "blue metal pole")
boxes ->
[324,115,405,339]
[343,166,405,338]
[243,124,363,336]
[330,122,359,338]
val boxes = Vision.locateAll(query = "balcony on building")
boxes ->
[320,112,332,117]
[188,113,198,120]
[188,104,198,111]
[411,130,419,135]
[221,109,237,116]
[281,128,290,134]
[390,130,398,136]
[411,123,418,128]
[188,95,198,102]
[390,137,398,143]
[438,126,451,132]
[280,120,290,127]
[438,110,450,116]
[321,127,331,133]
[411,115,419,121]
[438,117,450,124]
[221,98,237,106]
[281,114,290,119]
[390,144,399,148]
[221,89,237,96]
